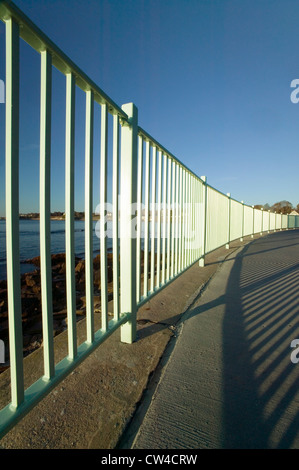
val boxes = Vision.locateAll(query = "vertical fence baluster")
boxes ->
[171,160,176,278]
[185,172,189,267]
[112,114,120,320]
[190,175,192,264]
[156,150,162,287]
[143,141,150,298]
[187,172,191,267]
[186,172,190,267]
[240,201,244,242]
[100,103,108,332]
[226,192,231,249]
[190,174,194,265]
[85,90,94,343]
[166,157,171,281]
[190,173,193,264]
[136,135,143,303]
[199,176,207,267]
[150,146,156,292]
[194,178,198,261]
[162,153,167,284]
[178,166,183,273]
[193,178,199,261]
[175,164,179,275]
[183,170,187,266]
[191,176,195,263]
[181,169,186,271]
[65,72,77,359]
[195,179,201,259]
[195,179,199,261]
[40,49,54,377]
[195,178,199,261]
[5,17,24,407]
[198,179,202,259]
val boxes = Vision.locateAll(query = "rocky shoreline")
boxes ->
[0,252,115,373]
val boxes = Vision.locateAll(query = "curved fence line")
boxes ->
[0,0,298,439]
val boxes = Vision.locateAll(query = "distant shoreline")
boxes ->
[0,216,101,221]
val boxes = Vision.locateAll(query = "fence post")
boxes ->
[268,210,270,233]
[226,192,231,249]
[251,205,254,238]
[260,208,263,235]
[120,103,138,344]
[240,200,244,242]
[274,211,276,232]
[199,176,207,267]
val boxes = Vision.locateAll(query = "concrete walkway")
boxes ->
[131,231,299,449]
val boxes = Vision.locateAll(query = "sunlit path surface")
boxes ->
[132,230,299,449]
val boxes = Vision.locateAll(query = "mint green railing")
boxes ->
[0,0,298,439]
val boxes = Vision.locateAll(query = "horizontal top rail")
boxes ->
[0,0,128,120]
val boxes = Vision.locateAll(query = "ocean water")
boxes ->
[0,219,114,280]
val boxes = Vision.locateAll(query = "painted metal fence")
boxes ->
[0,1,299,439]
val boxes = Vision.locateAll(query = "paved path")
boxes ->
[132,231,299,449]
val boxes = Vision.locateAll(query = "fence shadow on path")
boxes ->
[124,231,299,449]
[206,233,299,267]
[221,231,299,448]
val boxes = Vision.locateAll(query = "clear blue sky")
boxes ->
[1,0,299,216]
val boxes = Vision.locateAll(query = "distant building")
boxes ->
[290,210,299,216]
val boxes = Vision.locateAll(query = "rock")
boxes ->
[0,250,116,373]
[25,274,37,287]
[32,285,41,295]
[58,263,66,275]
[94,268,101,286]
[23,255,41,267]
[75,259,85,273]
[24,253,81,269]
